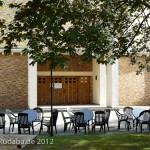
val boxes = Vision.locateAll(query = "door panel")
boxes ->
[38,76,50,105]
[38,76,91,105]
[78,77,91,104]
[52,77,63,105]
[63,77,78,104]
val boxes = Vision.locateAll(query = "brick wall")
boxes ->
[119,56,150,106]
[0,54,28,109]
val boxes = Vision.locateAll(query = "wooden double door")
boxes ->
[38,76,92,105]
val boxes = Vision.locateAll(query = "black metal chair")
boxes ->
[114,109,130,131]
[6,109,18,133]
[123,106,135,128]
[18,113,34,134]
[33,107,44,127]
[61,109,73,132]
[39,109,58,135]
[104,109,111,131]
[0,113,5,134]
[136,110,150,133]
[92,111,106,133]
[74,112,88,134]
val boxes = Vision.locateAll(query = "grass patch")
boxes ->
[37,133,150,150]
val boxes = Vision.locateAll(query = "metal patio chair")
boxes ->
[74,112,88,134]
[18,113,34,134]
[123,106,135,128]
[0,113,5,134]
[6,109,18,133]
[136,110,150,133]
[39,109,58,135]
[92,111,106,133]
[114,109,130,131]
[61,109,73,132]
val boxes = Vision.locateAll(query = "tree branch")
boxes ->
[123,12,150,54]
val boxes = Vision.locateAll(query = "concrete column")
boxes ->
[28,56,37,109]
[106,60,119,108]
[99,64,107,106]
[93,60,107,106]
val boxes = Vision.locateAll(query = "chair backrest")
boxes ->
[50,109,58,126]
[6,109,16,122]
[74,112,84,125]
[123,107,133,119]
[139,110,150,122]
[18,113,29,127]
[94,111,105,125]
[0,113,5,127]
[33,107,44,121]
[104,109,111,121]
[66,107,74,116]
[61,109,66,122]
[114,109,122,119]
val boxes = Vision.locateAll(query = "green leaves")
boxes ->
[1,0,150,73]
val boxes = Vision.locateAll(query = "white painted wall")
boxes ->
[28,56,37,109]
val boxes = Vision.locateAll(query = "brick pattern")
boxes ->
[119,57,150,106]
[38,55,92,71]
[0,54,28,109]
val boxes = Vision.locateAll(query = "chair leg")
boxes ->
[127,122,130,131]
[48,126,51,135]
[64,123,68,132]
[9,124,11,133]
[106,123,109,131]
[118,121,120,129]
[18,126,21,134]
[74,126,77,133]
[84,126,86,134]
[12,124,14,132]
[93,125,95,133]
[140,124,142,133]
[32,124,34,135]
[29,127,30,134]
[39,124,42,135]
[55,125,57,134]
[3,128,5,134]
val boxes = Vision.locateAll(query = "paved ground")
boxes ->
[0,106,149,150]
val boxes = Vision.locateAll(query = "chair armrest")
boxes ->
[64,116,71,119]
[42,116,50,122]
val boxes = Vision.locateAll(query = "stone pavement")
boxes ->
[0,106,149,150]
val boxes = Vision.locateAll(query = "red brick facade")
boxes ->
[119,56,150,106]
[0,53,149,108]
[0,54,28,109]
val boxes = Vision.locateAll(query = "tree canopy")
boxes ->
[0,0,150,73]
[0,0,5,29]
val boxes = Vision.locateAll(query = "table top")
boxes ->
[22,109,37,123]
[133,107,145,118]
[80,108,93,122]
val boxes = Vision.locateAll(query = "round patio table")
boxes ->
[80,108,93,123]
[21,109,37,123]
[133,107,145,118]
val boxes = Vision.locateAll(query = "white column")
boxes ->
[106,60,119,108]
[28,56,37,109]
[99,64,107,106]
[93,60,107,106]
